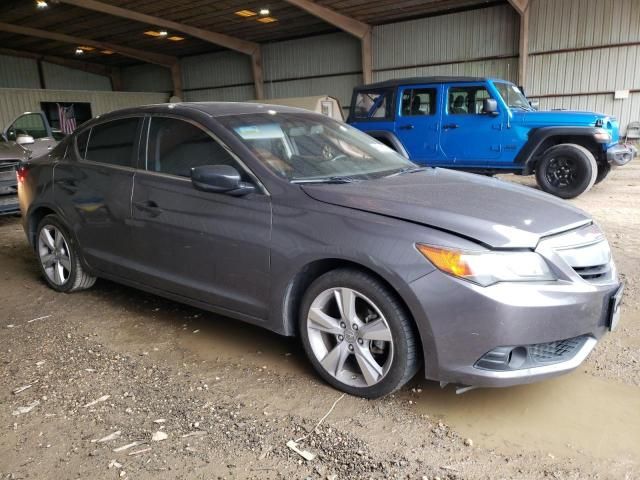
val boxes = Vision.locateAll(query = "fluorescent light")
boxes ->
[235,9,257,17]
[259,8,270,15]
[158,30,168,37]
[257,16,277,23]
[36,0,48,8]
[101,50,114,55]
[144,30,163,37]
[168,36,185,42]
[75,48,84,55]
[78,46,95,51]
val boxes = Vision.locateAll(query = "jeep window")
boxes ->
[448,86,492,115]
[353,90,391,120]
[494,82,532,111]
[401,88,437,116]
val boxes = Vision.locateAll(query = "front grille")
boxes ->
[573,264,610,281]
[0,160,19,181]
[528,336,586,363]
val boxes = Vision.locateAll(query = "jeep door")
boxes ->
[53,116,142,277]
[439,83,503,166]
[129,115,271,320]
[393,85,443,163]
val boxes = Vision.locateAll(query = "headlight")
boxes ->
[593,128,611,143]
[416,244,555,286]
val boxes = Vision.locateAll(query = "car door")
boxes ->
[393,85,443,164]
[439,83,504,166]
[53,116,142,277]
[4,112,58,157]
[129,115,271,320]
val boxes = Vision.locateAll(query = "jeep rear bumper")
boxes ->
[607,143,636,166]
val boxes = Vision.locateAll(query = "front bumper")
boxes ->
[0,192,19,216]
[607,143,637,166]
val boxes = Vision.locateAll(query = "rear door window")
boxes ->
[352,90,392,120]
[400,88,437,116]
[85,117,140,167]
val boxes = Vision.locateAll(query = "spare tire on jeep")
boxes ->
[535,144,597,199]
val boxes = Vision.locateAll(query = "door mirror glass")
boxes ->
[191,165,255,196]
[16,134,35,145]
[482,98,499,115]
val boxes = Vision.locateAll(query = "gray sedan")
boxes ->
[17,103,622,398]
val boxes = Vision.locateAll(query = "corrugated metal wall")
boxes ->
[528,0,640,132]
[372,5,519,83]
[0,88,168,129]
[122,64,172,93]
[0,55,40,89]
[41,62,112,91]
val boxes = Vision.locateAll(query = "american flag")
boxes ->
[57,103,77,134]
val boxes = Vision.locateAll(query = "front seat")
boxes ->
[451,95,467,114]
[410,96,423,115]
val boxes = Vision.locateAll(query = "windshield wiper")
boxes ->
[291,176,357,184]
[385,166,428,177]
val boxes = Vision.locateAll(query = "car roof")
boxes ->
[88,102,312,125]
[355,76,493,90]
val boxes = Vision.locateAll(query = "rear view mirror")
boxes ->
[191,165,255,196]
[482,98,499,115]
[16,134,35,145]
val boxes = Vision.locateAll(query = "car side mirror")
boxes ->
[16,134,35,145]
[529,99,540,110]
[482,98,499,115]
[191,164,255,196]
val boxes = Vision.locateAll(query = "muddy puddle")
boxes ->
[411,372,640,461]
[105,292,640,465]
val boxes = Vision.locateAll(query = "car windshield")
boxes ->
[217,112,416,182]
[494,82,533,111]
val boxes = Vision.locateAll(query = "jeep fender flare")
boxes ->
[364,130,410,159]
[516,126,605,174]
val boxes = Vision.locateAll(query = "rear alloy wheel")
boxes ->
[535,144,597,199]
[36,214,96,292]
[299,269,419,398]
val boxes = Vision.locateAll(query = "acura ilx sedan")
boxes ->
[17,102,623,398]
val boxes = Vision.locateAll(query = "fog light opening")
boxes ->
[508,347,527,369]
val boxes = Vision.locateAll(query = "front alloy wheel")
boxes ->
[300,269,419,398]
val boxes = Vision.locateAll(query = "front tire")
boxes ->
[594,162,611,184]
[36,214,96,293]
[535,144,597,199]
[299,269,419,398]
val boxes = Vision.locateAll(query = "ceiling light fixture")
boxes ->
[144,30,163,37]
[168,36,185,42]
[235,9,257,17]
[158,30,168,37]
[257,16,277,23]
[36,0,48,9]
[75,47,84,55]
[101,50,114,55]
[77,46,95,51]
[259,8,270,15]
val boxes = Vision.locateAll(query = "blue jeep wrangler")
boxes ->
[347,76,636,198]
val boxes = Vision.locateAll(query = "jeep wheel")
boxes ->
[594,162,611,184]
[535,144,597,199]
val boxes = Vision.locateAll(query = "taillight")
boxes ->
[16,165,28,184]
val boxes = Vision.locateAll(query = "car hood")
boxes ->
[301,168,591,249]
[515,110,607,126]
[0,142,29,161]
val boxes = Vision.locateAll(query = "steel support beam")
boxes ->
[283,0,372,84]
[57,0,263,98]
[508,0,530,88]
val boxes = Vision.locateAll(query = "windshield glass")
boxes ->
[218,112,416,182]
[494,82,532,110]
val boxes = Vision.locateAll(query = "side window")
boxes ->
[352,90,391,120]
[85,117,140,167]
[75,129,90,159]
[401,88,437,116]
[448,86,492,115]
[6,113,49,140]
[147,117,248,180]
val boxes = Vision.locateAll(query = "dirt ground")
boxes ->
[1,164,639,480]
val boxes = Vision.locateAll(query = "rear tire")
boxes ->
[299,268,420,398]
[36,214,96,293]
[535,144,597,199]
[594,162,611,184]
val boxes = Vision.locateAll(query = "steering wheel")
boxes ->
[321,144,347,163]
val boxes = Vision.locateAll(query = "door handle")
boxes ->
[134,200,163,217]
[398,124,414,130]
[442,124,459,130]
